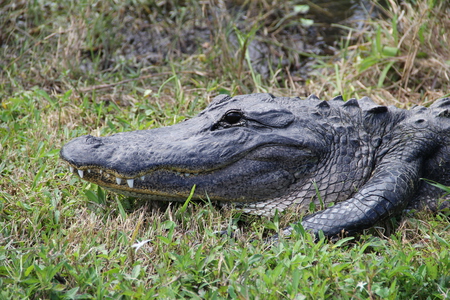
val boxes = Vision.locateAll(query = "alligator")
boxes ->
[60,93,450,238]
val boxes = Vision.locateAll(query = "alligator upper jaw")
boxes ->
[58,125,252,179]
[59,131,251,191]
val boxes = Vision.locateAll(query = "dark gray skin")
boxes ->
[60,93,450,238]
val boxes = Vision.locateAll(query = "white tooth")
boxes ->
[88,169,91,173]
[116,177,122,185]
[69,166,74,173]
[99,170,103,174]
[140,176,145,180]
[78,170,84,178]
[185,173,190,177]
[127,179,134,188]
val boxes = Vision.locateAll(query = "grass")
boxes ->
[1,0,450,298]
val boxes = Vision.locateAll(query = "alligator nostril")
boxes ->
[85,135,104,146]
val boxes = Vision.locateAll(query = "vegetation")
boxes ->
[1,0,450,298]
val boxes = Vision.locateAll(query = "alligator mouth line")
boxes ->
[66,164,203,189]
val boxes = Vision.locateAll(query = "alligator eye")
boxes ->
[223,110,243,124]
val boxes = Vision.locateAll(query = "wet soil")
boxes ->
[110,0,378,80]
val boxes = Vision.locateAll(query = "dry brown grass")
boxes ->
[315,0,450,105]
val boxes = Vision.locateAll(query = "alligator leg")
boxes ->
[282,159,422,239]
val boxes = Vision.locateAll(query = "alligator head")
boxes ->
[60,93,328,207]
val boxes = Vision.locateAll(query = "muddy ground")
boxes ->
[85,0,378,81]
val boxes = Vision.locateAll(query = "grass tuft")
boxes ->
[315,0,450,105]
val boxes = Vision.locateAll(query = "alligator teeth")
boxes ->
[116,177,122,185]
[69,166,74,173]
[88,169,91,173]
[140,176,145,180]
[99,170,103,174]
[127,179,134,188]
[78,169,84,178]
[174,172,199,177]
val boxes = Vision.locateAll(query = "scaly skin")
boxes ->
[60,93,450,238]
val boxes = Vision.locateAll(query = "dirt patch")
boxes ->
[107,0,377,80]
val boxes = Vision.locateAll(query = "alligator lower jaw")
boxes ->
[68,164,142,187]
[65,164,207,200]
